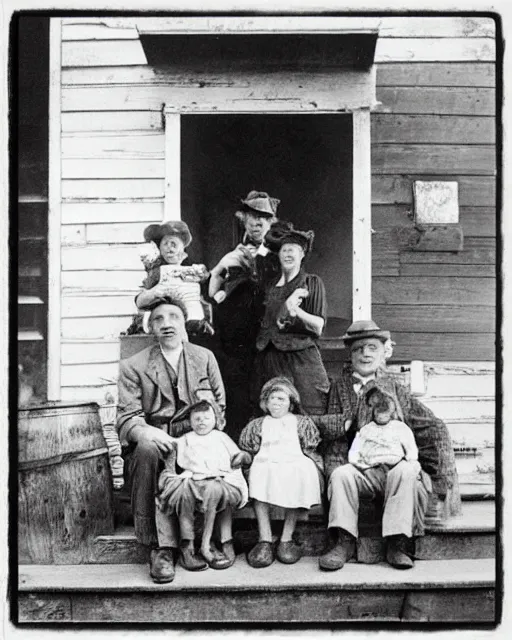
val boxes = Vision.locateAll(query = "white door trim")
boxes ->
[47,17,63,400]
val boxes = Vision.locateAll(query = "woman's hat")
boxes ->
[275,228,315,254]
[143,221,192,248]
[263,220,295,252]
[239,190,280,217]
[342,319,391,346]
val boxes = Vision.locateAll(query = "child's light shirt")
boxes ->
[348,419,418,470]
[176,430,248,505]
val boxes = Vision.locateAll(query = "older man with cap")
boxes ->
[116,294,225,583]
[315,320,460,572]
[207,190,286,440]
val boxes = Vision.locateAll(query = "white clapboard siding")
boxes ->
[61,270,141,293]
[97,16,494,38]
[61,67,372,88]
[375,38,495,63]
[62,294,138,318]
[425,373,495,398]
[61,384,118,404]
[61,80,376,113]
[61,225,86,245]
[62,179,165,200]
[447,422,495,448]
[62,159,165,179]
[62,200,164,224]
[61,362,121,387]
[62,23,139,41]
[61,316,133,340]
[61,132,165,158]
[375,87,495,116]
[421,397,495,423]
[62,111,163,133]
[61,244,141,271]
[61,340,121,365]
[85,222,159,244]
[62,40,147,67]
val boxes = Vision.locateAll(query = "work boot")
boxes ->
[318,529,356,571]
[385,534,415,570]
[149,547,176,584]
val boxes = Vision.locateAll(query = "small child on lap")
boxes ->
[239,377,323,568]
[155,399,250,574]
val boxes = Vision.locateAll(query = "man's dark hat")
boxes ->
[143,221,192,248]
[239,190,280,217]
[342,320,391,346]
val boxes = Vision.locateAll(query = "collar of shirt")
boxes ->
[160,343,183,373]
[352,372,376,394]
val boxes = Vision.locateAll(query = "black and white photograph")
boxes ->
[6,4,505,631]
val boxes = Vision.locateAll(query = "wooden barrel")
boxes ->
[18,401,115,564]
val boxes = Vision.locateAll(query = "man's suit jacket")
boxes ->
[116,342,225,446]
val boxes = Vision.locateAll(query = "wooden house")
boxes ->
[16,14,498,624]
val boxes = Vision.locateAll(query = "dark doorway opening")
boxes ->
[181,114,353,334]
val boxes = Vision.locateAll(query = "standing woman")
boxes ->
[253,228,330,416]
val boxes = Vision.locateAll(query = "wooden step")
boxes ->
[17,557,496,623]
[95,500,495,565]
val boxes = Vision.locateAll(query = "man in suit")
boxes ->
[116,294,225,583]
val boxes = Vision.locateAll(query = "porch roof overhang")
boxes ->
[138,30,379,71]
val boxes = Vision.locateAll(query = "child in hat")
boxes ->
[155,399,250,572]
[239,377,323,568]
[125,220,213,336]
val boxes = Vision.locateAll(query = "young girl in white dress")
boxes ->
[239,377,323,567]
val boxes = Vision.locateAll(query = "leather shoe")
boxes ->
[149,547,176,584]
[318,531,356,571]
[276,540,302,564]
[221,540,236,568]
[179,544,208,571]
[247,541,275,568]
[202,546,232,570]
[385,535,414,570]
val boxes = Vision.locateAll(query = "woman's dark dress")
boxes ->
[253,269,330,415]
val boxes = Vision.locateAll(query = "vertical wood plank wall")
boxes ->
[57,16,496,405]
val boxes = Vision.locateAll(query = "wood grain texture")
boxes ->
[60,384,118,404]
[371,114,495,144]
[61,132,164,158]
[62,295,138,318]
[372,304,495,333]
[376,62,496,88]
[372,276,495,306]
[62,79,375,113]
[84,221,161,243]
[385,332,495,361]
[62,40,147,67]
[399,263,495,277]
[62,23,139,41]
[61,316,133,341]
[18,594,72,622]
[61,244,141,271]
[61,269,141,292]
[372,175,495,206]
[62,110,163,133]
[375,38,495,63]
[372,144,495,175]
[61,340,121,364]
[376,87,495,116]
[400,237,495,263]
[62,158,164,179]
[62,179,164,200]
[60,362,120,387]
[18,404,114,564]
[62,200,164,224]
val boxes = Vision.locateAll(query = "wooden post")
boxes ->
[164,110,181,220]
[352,108,372,321]
[47,18,62,400]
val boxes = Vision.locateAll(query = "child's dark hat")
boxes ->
[143,221,192,248]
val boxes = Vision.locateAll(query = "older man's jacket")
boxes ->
[116,342,225,447]
[312,362,461,522]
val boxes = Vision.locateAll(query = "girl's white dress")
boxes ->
[248,414,321,509]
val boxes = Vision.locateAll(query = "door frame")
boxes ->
[163,106,372,323]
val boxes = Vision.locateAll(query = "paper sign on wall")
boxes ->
[413,181,459,224]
